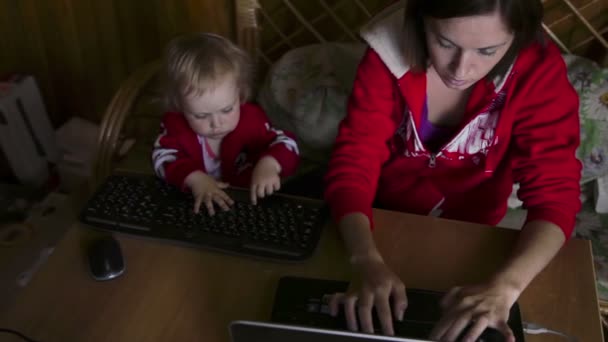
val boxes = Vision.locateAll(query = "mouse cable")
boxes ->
[0,328,41,342]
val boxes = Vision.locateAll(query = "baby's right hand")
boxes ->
[184,171,234,215]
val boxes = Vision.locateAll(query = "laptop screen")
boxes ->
[230,321,430,342]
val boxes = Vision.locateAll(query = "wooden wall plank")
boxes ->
[0,0,604,127]
[17,1,55,118]
[89,0,127,120]
[0,0,233,125]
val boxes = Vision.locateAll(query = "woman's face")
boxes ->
[424,11,514,90]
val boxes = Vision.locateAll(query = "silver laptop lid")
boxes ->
[230,321,432,342]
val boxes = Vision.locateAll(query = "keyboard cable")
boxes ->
[0,328,41,342]
[523,322,577,341]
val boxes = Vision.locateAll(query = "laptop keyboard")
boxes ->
[271,277,523,341]
[272,277,440,336]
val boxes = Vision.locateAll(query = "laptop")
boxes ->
[230,276,524,342]
[230,320,432,342]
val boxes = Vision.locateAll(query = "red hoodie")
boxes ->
[325,42,581,238]
[152,103,300,188]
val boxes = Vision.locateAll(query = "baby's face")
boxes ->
[181,75,240,141]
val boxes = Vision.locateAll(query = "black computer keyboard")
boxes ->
[80,173,327,261]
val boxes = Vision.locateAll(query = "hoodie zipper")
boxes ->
[428,153,437,168]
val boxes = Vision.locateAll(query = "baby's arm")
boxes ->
[152,112,234,214]
[250,155,282,204]
[260,126,300,177]
[244,104,300,203]
[249,105,300,176]
[152,113,202,188]
[184,170,233,215]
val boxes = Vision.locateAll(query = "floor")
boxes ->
[0,192,75,308]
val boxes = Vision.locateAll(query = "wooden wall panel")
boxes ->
[0,0,605,128]
[0,0,233,126]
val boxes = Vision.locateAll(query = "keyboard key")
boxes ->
[306,303,320,313]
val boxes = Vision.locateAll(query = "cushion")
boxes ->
[508,55,608,210]
[563,54,608,184]
[258,43,366,172]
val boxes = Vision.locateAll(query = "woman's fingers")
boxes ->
[431,283,517,342]
[357,292,375,334]
[496,321,515,342]
[343,294,359,332]
[391,283,408,321]
[441,312,476,342]
[440,286,462,309]
[328,293,343,317]
[374,291,394,335]
[459,315,489,342]
[327,282,408,337]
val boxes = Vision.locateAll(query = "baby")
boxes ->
[152,33,299,215]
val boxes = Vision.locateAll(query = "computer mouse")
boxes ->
[87,235,125,281]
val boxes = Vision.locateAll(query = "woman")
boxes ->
[324,1,581,341]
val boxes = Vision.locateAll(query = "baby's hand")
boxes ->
[184,171,234,215]
[250,156,282,205]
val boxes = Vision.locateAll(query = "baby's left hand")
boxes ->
[250,156,282,204]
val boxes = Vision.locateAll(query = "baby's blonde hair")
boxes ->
[162,32,253,111]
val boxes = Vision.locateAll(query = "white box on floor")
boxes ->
[0,75,58,186]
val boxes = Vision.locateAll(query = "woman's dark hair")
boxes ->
[403,0,545,79]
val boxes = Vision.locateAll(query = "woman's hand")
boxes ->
[184,171,234,215]
[250,156,282,204]
[429,281,520,342]
[430,221,564,342]
[328,253,408,336]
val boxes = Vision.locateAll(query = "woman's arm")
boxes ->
[329,213,408,336]
[338,213,378,260]
[324,48,400,226]
[492,220,564,295]
[430,220,564,342]
[325,48,406,336]
[432,42,581,342]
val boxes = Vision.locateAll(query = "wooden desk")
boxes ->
[0,209,602,342]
